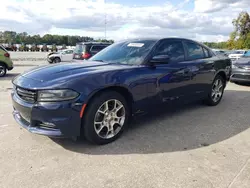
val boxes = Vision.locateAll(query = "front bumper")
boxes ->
[47,57,53,63]
[11,90,83,138]
[13,110,63,137]
[230,68,250,82]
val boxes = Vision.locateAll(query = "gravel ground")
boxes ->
[10,51,48,61]
[1,56,250,188]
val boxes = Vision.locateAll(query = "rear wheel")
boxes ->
[204,75,225,106]
[0,64,7,77]
[82,91,130,145]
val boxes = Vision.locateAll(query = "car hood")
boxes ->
[229,54,244,57]
[19,61,131,83]
[234,57,250,66]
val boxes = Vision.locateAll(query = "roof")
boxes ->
[76,42,112,45]
[116,37,202,44]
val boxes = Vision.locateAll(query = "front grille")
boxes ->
[16,87,37,103]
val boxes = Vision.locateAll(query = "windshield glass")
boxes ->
[74,44,85,54]
[233,51,245,54]
[89,40,157,65]
[243,51,250,57]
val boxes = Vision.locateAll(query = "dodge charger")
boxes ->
[11,38,232,145]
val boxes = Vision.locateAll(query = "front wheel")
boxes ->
[82,91,130,145]
[204,75,225,106]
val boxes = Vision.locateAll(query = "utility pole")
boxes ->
[104,0,107,40]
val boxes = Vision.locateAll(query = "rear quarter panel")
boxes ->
[0,49,13,68]
[214,56,232,80]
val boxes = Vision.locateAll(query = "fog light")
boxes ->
[40,122,56,128]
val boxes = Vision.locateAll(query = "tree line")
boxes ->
[204,11,250,49]
[0,31,114,46]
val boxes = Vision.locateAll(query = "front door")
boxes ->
[148,39,194,104]
[62,50,73,62]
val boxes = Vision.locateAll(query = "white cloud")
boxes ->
[0,0,249,42]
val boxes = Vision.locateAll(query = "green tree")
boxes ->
[229,11,250,49]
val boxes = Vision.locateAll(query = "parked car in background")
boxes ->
[228,50,248,61]
[51,44,58,52]
[30,44,40,52]
[0,45,13,77]
[18,43,29,51]
[213,49,228,57]
[12,38,231,145]
[47,49,74,63]
[41,44,49,52]
[4,43,17,51]
[230,50,250,84]
[73,42,111,60]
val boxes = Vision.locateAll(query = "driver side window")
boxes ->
[155,41,185,63]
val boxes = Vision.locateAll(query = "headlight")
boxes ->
[37,89,79,102]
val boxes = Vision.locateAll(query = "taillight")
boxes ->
[82,53,91,59]
[4,53,10,58]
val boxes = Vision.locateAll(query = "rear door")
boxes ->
[182,40,215,97]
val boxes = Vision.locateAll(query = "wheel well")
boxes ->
[217,71,227,85]
[86,86,134,112]
[0,61,7,68]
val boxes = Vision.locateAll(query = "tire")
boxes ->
[82,91,130,145]
[53,57,61,63]
[204,75,225,106]
[0,64,7,77]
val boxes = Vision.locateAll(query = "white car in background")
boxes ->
[228,50,248,61]
[47,49,74,64]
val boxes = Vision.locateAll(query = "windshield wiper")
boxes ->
[93,60,104,62]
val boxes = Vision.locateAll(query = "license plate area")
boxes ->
[12,98,32,123]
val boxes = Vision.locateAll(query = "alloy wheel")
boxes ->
[94,99,126,139]
[211,79,224,103]
[0,65,6,76]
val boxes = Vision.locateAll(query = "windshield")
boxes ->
[89,40,157,65]
[243,51,250,57]
[233,50,245,54]
[74,44,85,54]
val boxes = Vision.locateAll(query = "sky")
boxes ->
[0,0,249,42]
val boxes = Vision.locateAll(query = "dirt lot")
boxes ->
[1,53,250,188]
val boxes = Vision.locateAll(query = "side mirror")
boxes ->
[150,55,170,64]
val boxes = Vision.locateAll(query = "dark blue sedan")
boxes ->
[11,38,232,144]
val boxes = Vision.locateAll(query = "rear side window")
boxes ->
[184,42,204,60]
[65,50,73,54]
[155,41,185,63]
[91,45,107,52]
[203,48,210,58]
[74,44,86,53]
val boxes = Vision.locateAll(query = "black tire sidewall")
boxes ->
[83,91,130,145]
[206,75,225,106]
[53,58,60,63]
[0,64,7,77]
